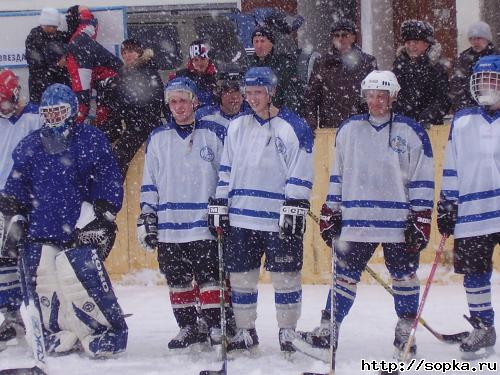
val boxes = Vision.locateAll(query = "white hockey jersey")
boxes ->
[0,103,41,189]
[327,114,435,243]
[441,107,500,239]
[196,104,250,129]
[215,108,314,232]
[140,119,226,243]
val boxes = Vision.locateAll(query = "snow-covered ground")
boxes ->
[1,271,499,375]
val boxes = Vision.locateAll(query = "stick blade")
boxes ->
[199,370,225,375]
[441,331,469,344]
[0,366,48,375]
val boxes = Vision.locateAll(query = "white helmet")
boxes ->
[361,70,401,98]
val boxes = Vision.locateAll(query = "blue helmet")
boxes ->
[470,55,500,106]
[40,84,78,135]
[164,77,199,102]
[243,67,278,95]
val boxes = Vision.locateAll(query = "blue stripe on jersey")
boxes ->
[219,165,231,172]
[393,114,433,158]
[343,220,406,229]
[409,199,433,208]
[229,207,280,219]
[326,194,342,203]
[330,175,342,183]
[407,180,434,188]
[157,202,207,210]
[458,188,500,203]
[158,220,207,230]
[217,181,229,187]
[141,185,158,192]
[232,291,258,305]
[0,268,18,275]
[286,178,313,189]
[275,290,302,304]
[441,190,459,199]
[229,189,285,200]
[457,210,500,224]
[443,169,457,177]
[277,108,314,153]
[197,119,227,143]
[342,200,409,209]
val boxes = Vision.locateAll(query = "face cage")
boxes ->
[40,103,72,128]
[470,71,500,106]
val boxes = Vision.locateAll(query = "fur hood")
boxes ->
[396,42,444,65]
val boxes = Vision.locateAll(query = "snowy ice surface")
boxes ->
[1,272,499,375]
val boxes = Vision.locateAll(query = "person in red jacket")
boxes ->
[65,5,122,126]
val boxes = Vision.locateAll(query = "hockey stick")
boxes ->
[400,235,448,363]
[200,228,227,375]
[307,211,467,344]
[0,255,48,375]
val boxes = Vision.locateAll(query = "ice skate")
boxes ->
[393,318,417,360]
[226,328,259,353]
[292,313,336,363]
[168,324,207,349]
[460,316,496,360]
[0,310,25,351]
[279,328,296,356]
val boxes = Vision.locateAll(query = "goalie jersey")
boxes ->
[215,108,314,232]
[140,119,226,243]
[441,107,500,238]
[327,114,435,243]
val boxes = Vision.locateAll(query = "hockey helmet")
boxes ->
[164,77,199,103]
[216,69,243,96]
[401,19,434,44]
[361,70,401,98]
[40,84,78,135]
[0,69,20,119]
[243,67,278,95]
[470,55,500,106]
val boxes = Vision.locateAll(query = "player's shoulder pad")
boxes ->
[144,122,171,152]
[334,114,368,145]
[195,105,218,121]
[22,102,39,115]
[393,113,433,158]
[196,119,226,143]
[277,107,314,153]
[454,106,482,122]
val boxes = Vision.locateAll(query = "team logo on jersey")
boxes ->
[82,301,95,313]
[200,146,215,161]
[275,137,286,154]
[390,136,407,154]
[40,296,50,308]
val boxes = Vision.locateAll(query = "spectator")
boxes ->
[304,18,377,130]
[450,21,498,112]
[248,26,304,115]
[65,5,122,126]
[170,40,218,108]
[107,39,164,179]
[25,7,70,104]
[392,20,451,128]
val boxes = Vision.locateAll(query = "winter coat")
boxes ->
[248,49,305,115]
[25,26,70,104]
[392,45,451,126]
[449,43,499,112]
[173,60,218,108]
[304,45,377,129]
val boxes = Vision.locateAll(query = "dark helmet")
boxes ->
[216,70,243,96]
[401,19,434,44]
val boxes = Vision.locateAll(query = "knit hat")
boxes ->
[467,21,493,42]
[189,40,209,59]
[252,26,274,44]
[401,19,434,44]
[330,18,357,35]
[39,7,60,27]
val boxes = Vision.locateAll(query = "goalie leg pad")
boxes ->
[55,245,127,358]
[0,257,22,313]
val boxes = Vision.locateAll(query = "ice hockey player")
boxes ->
[137,77,228,350]
[0,83,127,358]
[196,69,248,127]
[0,69,42,351]
[208,67,314,353]
[293,70,434,361]
[438,55,500,360]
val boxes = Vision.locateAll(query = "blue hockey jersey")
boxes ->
[4,124,123,244]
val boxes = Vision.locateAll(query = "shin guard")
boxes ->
[271,271,302,329]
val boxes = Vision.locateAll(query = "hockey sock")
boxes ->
[464,272,494,326]
[169,285,198,327]
[392,274,420,319]
[199,282,223,328]
[230,269,259,329]
[271,271,302,329]
[325,276,357,324]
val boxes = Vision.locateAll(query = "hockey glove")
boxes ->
[137,212,158,253]
[0,195,27,258]
[279,199,310,239]
[404,210,432,253]
[75,200,118,260]
[319,203,342,246]
[207,197,229,237]
[437,200,457,236]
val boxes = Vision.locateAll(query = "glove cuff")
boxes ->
[284,198,310,209]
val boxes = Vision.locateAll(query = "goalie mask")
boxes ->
[470,55,500,107]
[0,69,20,119]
